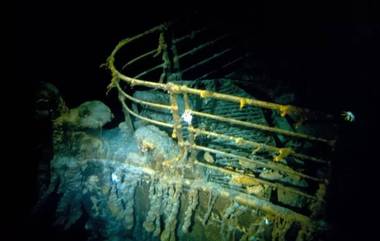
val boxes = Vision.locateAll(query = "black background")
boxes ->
[7,1,378,241]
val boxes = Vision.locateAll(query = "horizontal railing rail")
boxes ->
[106,23,336,230]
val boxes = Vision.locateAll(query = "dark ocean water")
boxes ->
[9,3,377,241]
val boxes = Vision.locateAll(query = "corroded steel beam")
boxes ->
[178,34,230,59]
[182,48,232,74]
[190,110,331,144]
[134,63,165,79]
[189,127,329,164]
[189,144,325,183]
[195,56,245,80]
[110,72,333,144]
[116,82,172,110]
[195,161,317,200]
[183,93,197,162]
[122,49,157,70]
[173,27,208,44]
[106,158,315,226]
[120,96,174,129]
[169,93,184,144]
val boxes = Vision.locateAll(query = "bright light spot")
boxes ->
[341,111,355,122]
[111,173,119,182]
[264,217,270,225]
[181,110,193,125]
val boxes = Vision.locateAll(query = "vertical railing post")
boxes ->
[169,31,182,81]
[168,91,184,152]
[183,93,197,163]
[157,26,171,83]
[118,91,134,133]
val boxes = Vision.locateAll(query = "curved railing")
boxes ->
[106,23,336,230]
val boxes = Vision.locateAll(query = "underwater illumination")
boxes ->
[31,20,343,241]
[111,172,119,183]
[181,109,193,125]
[342,111,355,122]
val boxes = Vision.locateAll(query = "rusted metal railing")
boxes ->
[106,23,335,228]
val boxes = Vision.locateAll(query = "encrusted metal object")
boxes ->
[103,21,339,240]
[37,21,340,241]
